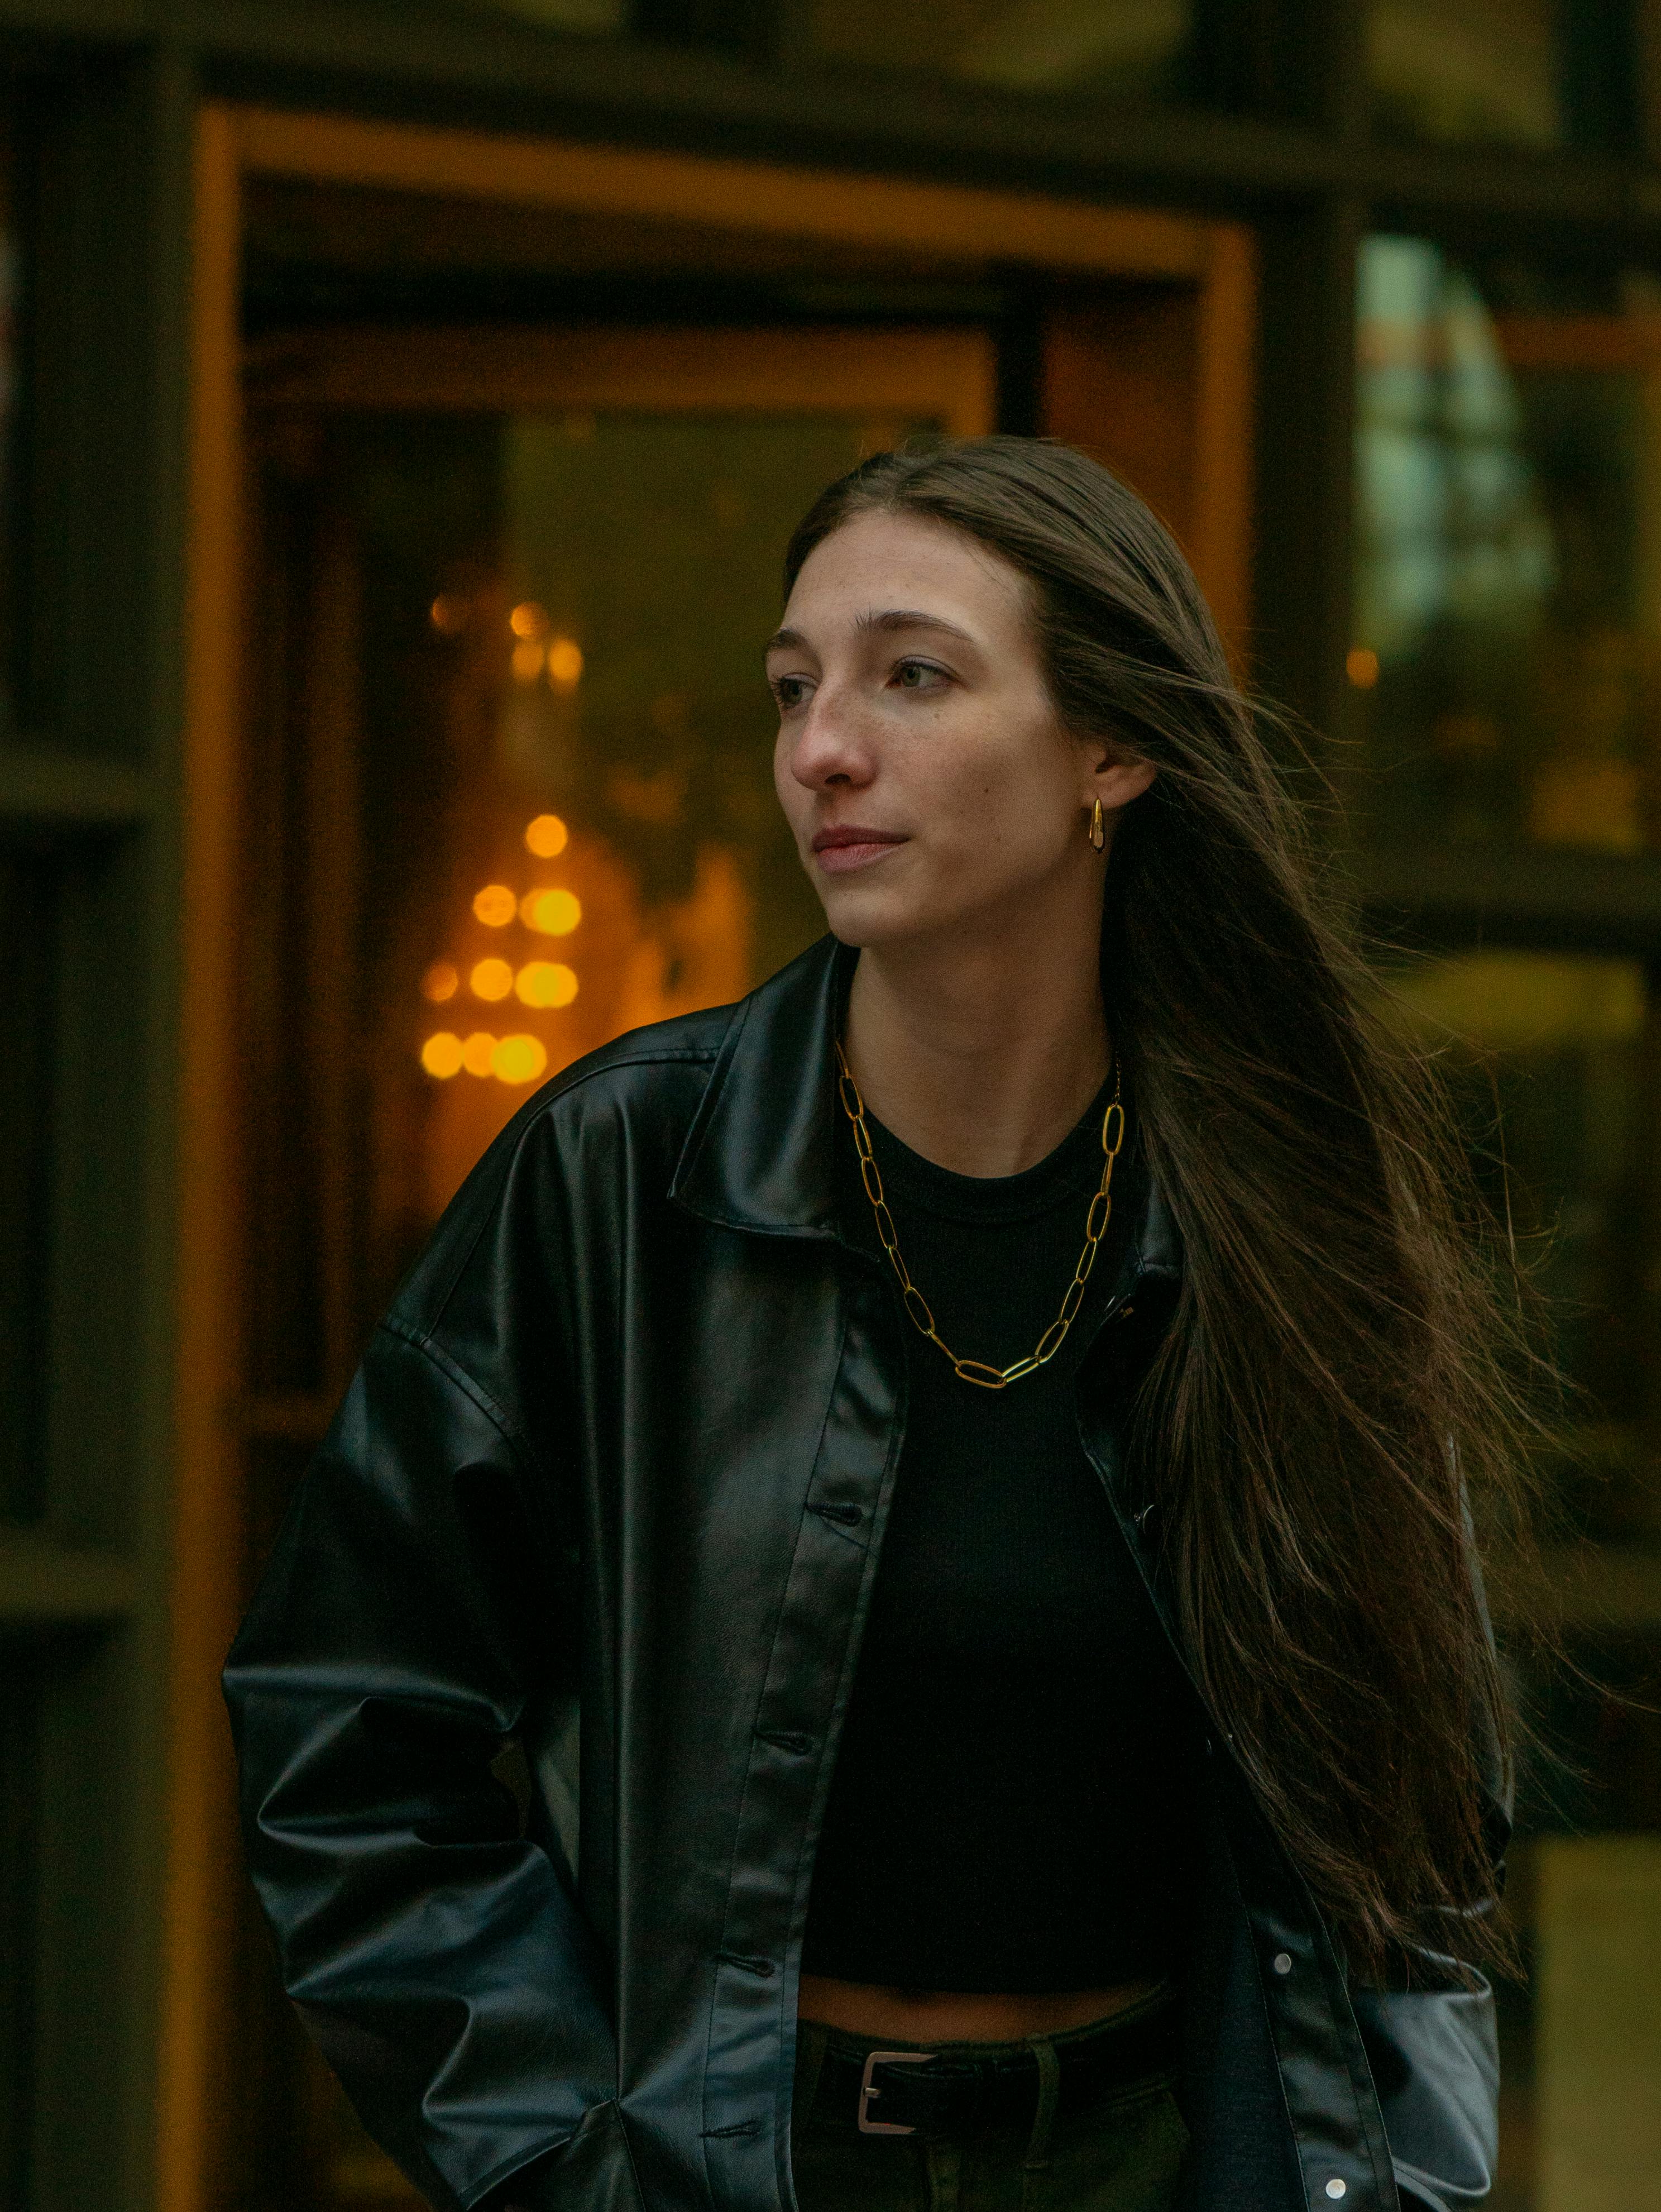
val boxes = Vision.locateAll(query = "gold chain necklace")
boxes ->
[834,1040,1126,1391]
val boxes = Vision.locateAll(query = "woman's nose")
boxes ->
[787,685,875,792]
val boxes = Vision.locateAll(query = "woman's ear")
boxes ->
[1091,753,1157,813]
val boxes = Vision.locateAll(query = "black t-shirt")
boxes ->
[800,1080,1200,1994]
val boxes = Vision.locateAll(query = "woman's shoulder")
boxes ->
[438,996,741,1216]
[380,996,747,1337]
[463,931,840,1183]
[387,938,844,1345]
[527,997,740,1127]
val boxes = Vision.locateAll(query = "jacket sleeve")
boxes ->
[222,1320,624,2212]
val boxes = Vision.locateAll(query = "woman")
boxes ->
[225,439,1516,2212]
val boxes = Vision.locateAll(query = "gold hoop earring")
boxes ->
[1088,797,1105,851]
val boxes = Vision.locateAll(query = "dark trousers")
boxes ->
[789,1991,1187,2212]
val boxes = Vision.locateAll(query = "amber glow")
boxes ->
[472,884,517,927]
[516,961,579,1009]
[524,813,569,858]
[511,639,545,683]
[417,843,756,1219]
[510,601,550,638]
[421,1033,465,1078]
[523,887,582,936]
[429,594,468,635]
[493,1034,549,1084]
[1347,647,1380,689]
[470,958,514,1002]
[421,960,459,1003]
[547,637,584,691]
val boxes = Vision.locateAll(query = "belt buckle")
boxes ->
[857,2049,938,2135]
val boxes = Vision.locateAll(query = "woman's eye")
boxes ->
[772,674,812,710]
[893,659,947,691]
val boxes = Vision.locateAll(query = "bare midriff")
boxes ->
[795,1974,1164,2042]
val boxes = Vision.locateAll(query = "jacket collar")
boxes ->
[670,934,849,1239]
[669,931,1181,1283]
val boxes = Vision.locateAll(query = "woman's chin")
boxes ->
[816,885,934,952]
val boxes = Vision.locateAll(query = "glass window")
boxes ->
[808,1,1193,103]
[1353,237,1661,854]
[1369,0,1562,145]
[361,410,858,1271]
[1368,0,1633,150]
[1382,949,1653,1497]
[244,338,980,1383]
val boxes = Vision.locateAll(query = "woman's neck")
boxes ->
[843,935,1110,1179]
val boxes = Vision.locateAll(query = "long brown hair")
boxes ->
[784,437,1536,1979]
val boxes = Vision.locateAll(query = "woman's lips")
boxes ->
[812,828,908,875]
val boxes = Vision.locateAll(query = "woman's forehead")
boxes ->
[781,510,1033,637]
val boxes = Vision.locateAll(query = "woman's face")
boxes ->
[768,509,1151,953]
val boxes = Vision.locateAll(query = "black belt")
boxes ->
[811,1998,1181,2139]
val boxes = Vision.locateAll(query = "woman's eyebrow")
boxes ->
[763,609,978,661]
[856,609,977,644]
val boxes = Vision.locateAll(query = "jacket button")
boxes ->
[1324,2182,1347,2200]
[1273,1952,1293,1975]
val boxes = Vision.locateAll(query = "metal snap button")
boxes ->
[1325,2180,1347,2200]
[1274,1952,1293,1975]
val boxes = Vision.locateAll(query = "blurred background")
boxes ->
[3,2,1661,2207]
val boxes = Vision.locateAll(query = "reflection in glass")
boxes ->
[358,415,865,1252]
[253,408,937,1332]
[1382,949,1653,1503]
[1377,949,1661,1817]
[1369,0,1562,145]
[810,0,1191,101]
[1354,239,1661,852]
[1369,0,1633,150]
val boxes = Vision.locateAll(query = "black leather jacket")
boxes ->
[224,934,1505,2212]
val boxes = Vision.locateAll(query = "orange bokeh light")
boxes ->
[492,1034,549,1084]
[420,1033,465,1078]
[1346,646,1380,689]
[510,601,550,638]
[471,958,514,1002]
[473,885,517,928]
[516,961,578,1009]
[547,638,584,691]
[461,1032,497,1077]
[421,960,459,1002]
[522,888,581,937]
[524,813,569,859]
